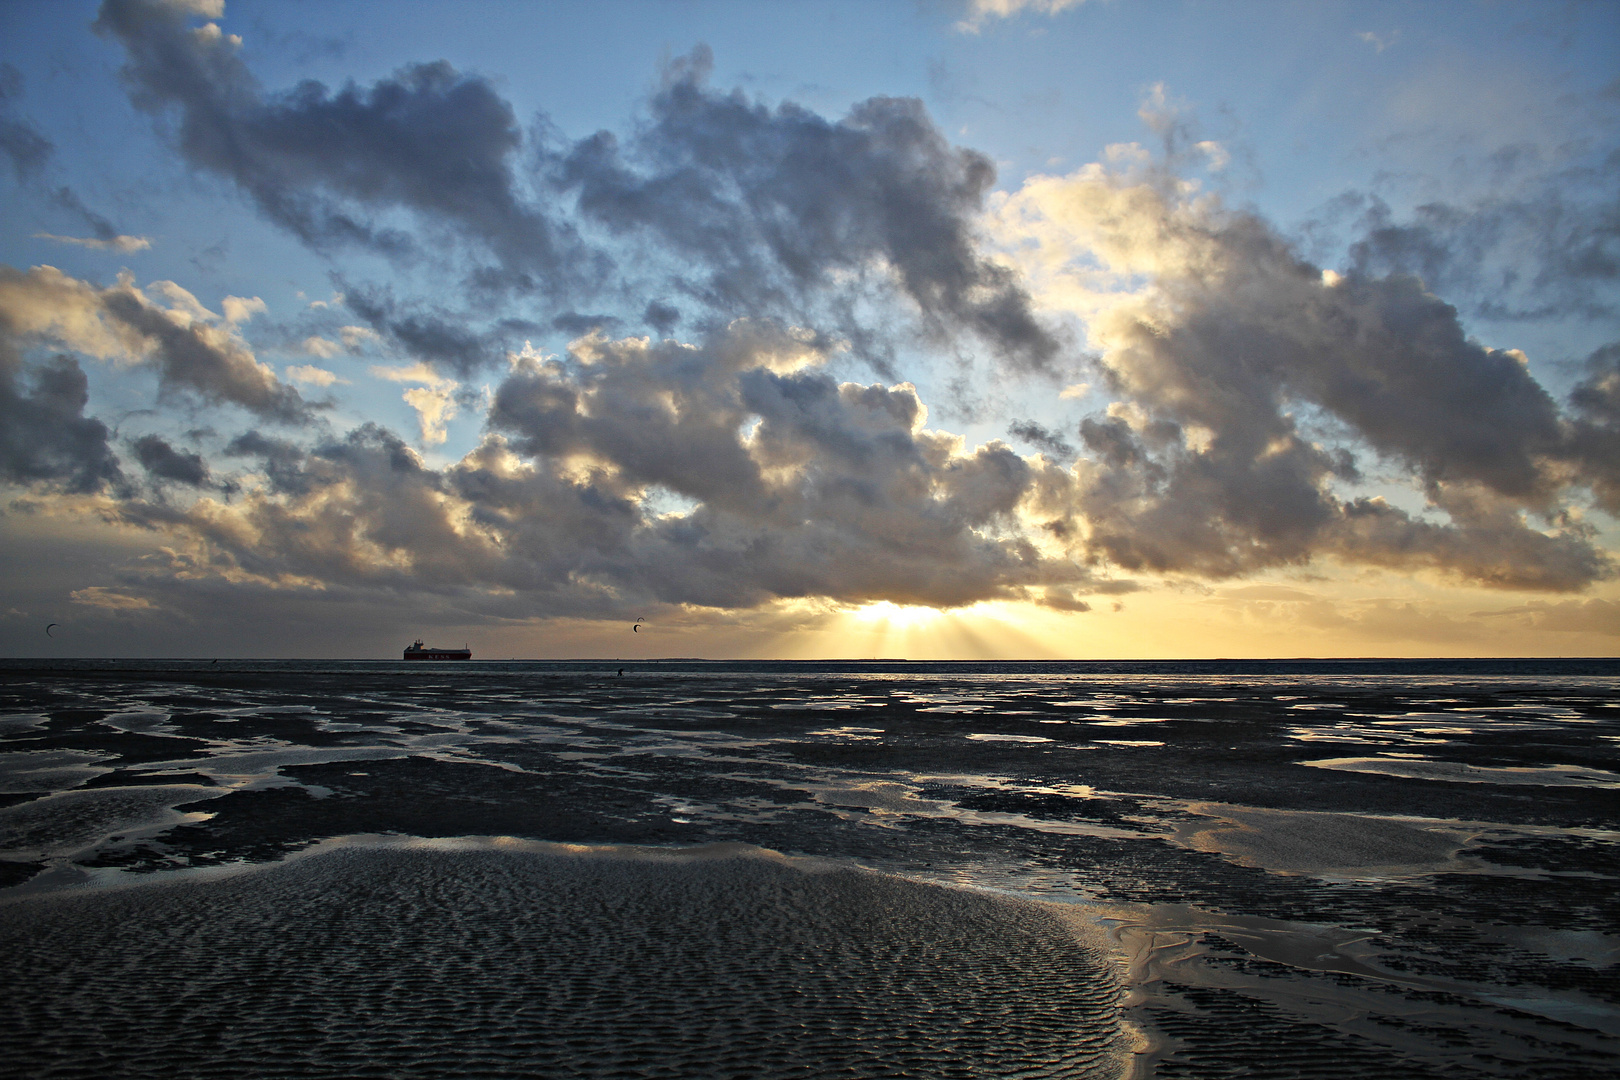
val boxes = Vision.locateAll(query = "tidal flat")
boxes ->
[1,659,1616,1078]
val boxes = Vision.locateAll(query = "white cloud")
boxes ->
[300,336,340,358]
[401,386,457,445]
[1357,30,1399,53]
[33,232,153,254]
[371,361,455,388]
[339,325,380,348]
[284,364,347,388]
[956,0,1087,34]
[1195,140,1229,171]
[301,327,377,359]
[372,362,459,445]
[221,295,266,324]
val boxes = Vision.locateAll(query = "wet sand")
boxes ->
[0,841,1128,1079]
[1,661,1617,1077]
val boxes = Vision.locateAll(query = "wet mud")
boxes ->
[1,661,1617,1077]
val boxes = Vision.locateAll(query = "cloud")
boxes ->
[69,586,155,610]
[0,265,116,495]
[991,148,1614,590]
[1567,341,1620,514]
[284,363,346,387]
[106,322,1093,616]
[1006,418,1075,462]
[221,295,266,323]
[0,63,53,182]
[38,302,1616,629]
[1337,189,1619,323]
[0,264,310,422]
[482,321,1076,608]
[10,28,1615,631]
[344,286,500,377]
[95,0,594,295]
[372,361,458,445]
[339,325,379,349]
[0,351,124,494]
[1474,598,1620,636]
[95,5,1061,376]
[955,0,1088,35]
[642,300,680,335]
[34,232,153,253]
[299,324,377,361]
[1305,72,1619,327]
[549,46,1062,374]
[2,64,145,247]
[224,429,312,494]
[131,433,210,487]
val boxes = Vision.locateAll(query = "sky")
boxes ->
[0,0,1616,660]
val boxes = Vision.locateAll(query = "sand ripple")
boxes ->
[0,844,1128,1079]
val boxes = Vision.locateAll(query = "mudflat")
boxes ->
[1,659,1616,1077]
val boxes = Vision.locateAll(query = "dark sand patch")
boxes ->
[0,784,224,859]
[0,841,1131,1079]
[0,748,111,792]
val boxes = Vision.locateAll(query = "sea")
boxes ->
[1,658,1616,1078]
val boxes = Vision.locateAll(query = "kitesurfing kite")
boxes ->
[45,623,57,637]
[633,618,645,633]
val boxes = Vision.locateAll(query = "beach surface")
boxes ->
[1,659,1617,1077]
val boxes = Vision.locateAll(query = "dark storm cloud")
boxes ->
[131,433,209,487]
[225,429,314,495]
[1161,242,1569,505]
[0,263,123,494]
[550,312,621,337]
[549,47,1062,373]
[1328,489,1613,592]
[642,301,680,335]
[0,351,124,494]
[342,286,498,377]
[1567,341,1620,514]
[1571,342,1620,424]
[95,0,594,295]
[1007,419,1075,463]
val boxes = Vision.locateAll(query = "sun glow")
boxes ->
[784,600,1067,661]
[851,601,944,629]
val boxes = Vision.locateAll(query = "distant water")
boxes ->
[1,659,1616,1077]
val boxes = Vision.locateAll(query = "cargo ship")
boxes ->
[403,639,471,660]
